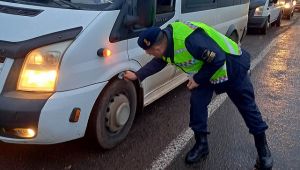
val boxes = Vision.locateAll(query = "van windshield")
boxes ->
[0,0,124,11]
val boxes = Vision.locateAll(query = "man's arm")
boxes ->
[135,57,167,82]
[185,29,226,85]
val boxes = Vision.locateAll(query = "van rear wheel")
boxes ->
[89,78,137,149]
[275,13,282,27]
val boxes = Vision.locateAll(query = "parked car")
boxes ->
[279,0,296,19]
[248,0,283,34]
[0,0,249,148]
[295,0,300,10]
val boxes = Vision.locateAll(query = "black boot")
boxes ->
[185,133,209,164]
[254,132,273,170]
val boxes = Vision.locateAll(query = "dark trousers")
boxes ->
[189,74,268,135]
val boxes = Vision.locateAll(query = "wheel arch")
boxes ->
[225,24,239,43]
[85,61,144,147]
[95,59,144,117]
[225,24,241,41]
[225,24,238,37]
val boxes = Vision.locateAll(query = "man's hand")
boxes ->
[123,71,137,81]
[187,78,199,90]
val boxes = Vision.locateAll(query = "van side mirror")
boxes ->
[124,0,155,28]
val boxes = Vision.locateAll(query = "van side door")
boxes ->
[174,0,217,76]
[127,0,179,97]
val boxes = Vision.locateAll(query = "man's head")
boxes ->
[137,27,167,58]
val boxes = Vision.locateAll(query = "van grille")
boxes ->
[0,4,42,17]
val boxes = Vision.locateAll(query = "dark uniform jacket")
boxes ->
[136,26,251,93]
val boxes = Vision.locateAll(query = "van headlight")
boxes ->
[254,6,264,16]
[17,41,72,92]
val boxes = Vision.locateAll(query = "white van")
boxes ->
[0,0,249,148]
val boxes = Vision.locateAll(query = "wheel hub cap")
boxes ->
[105,94,130,133]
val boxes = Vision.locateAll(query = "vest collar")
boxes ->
[162,26,174,63]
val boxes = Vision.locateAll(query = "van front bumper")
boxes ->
[0,91,51,139]
[247,16,268,29]
[0,82,106,144]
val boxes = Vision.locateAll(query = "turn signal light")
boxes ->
[69,108,81,123]
[97,48,112,58]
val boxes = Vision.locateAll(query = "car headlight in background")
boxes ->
[254,6,264,16]
[280,1,286,5]
[284,2,291,8]
[17,40,73,92]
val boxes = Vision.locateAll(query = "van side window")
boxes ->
[155,0,176,26]
[218,0,234,7]
[110,0,176,42]
[241,0,250,3]
[234,0,241,5]
[156,0,175,14]
[181,0,217,13]
[182,0,250,13]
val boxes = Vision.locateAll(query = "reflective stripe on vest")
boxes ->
[162,21,241,84]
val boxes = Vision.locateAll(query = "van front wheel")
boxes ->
[89,78,137,149]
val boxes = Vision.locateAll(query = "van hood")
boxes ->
[0,2,101,42]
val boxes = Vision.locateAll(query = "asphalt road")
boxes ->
[0,14,299,170]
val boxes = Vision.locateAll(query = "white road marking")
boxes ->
[149,37,279,170]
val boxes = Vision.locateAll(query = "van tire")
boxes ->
[261,20,269,35]
[275,13,282,27]
[89,78,137,149]
[229,31,239,44]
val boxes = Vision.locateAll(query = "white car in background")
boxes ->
[248,0,283,34]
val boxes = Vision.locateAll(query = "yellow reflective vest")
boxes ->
[162,21,242,84]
